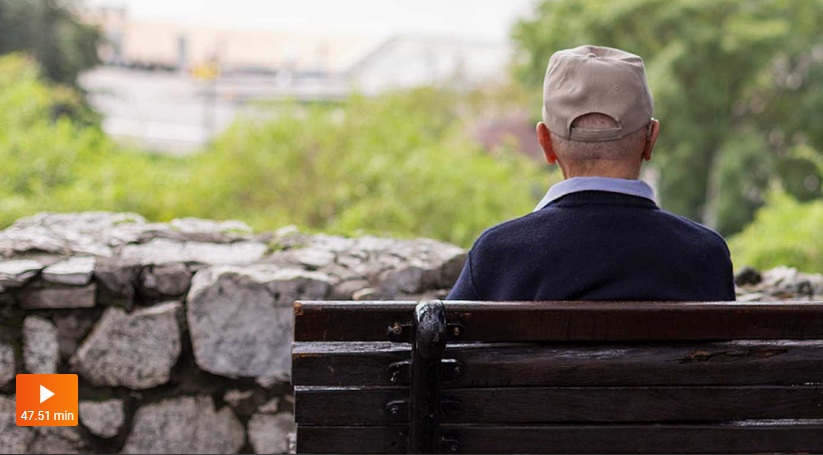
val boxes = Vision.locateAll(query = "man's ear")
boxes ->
[642,118,660,162]
[536,122,557,165]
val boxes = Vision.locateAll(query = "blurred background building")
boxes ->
[79,5,514,154]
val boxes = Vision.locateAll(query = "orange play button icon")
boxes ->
[16,374,78,426]
[40,385,55,403]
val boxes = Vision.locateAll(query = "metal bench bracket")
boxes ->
[388,359,464,385]
[408,300,447,453]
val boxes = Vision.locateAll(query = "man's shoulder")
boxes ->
[473,204,730,253]
[470,210,553,255]
[656,208,730,248]
[475,211,544,242]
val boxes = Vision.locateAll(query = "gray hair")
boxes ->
[551,113,647,162]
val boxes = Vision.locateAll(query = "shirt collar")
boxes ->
[533,177,656,212]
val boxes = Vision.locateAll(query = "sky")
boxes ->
[87,0,539,42]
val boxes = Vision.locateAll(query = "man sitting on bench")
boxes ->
[448,45,735,301]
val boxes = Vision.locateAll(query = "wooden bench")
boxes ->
[292,299,823,453]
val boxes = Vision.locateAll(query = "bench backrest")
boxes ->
[292,300,823,454]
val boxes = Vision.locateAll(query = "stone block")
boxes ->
[121,396,244,454]
[28,426,84,454]
[330,279,372,300]
[70,302,181,390]
[93,257,140,308]
[247,412,295,454]
[23,316,59,374]
[257,397,280,414]
[0,395,34,454]
[0,342,14,388]
[78,399,124,439]
[19,284,96,310]
[187,266,330,381]
[169,217,253,237]
[42,257,95,286]
[138,263,192,298]
[121,238,267,265]
[0,260,44,288]
[51,312,96,360]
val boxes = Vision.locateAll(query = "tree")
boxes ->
[512,0,823,235]
[0,0,101,86]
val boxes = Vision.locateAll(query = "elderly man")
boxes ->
[447,45,735,301]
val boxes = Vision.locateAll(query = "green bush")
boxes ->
[185,90,554,246]
[0,53,555,247]
[729,190,823,273]
[0,54,182,225]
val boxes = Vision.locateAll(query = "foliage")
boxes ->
[186,90,553,246]
[0,54,182,224]
[0,0,101,85]
[512,0,823,235]
[0,54,553,247]
[730,190,823,273]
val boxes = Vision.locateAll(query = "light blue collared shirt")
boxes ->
[533,177,656,212]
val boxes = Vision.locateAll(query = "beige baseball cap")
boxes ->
[542,45,654,142]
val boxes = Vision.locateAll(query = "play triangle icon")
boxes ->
[39,385,55,404]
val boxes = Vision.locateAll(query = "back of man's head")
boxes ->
[543,45,653,141]
[539,45,657,175]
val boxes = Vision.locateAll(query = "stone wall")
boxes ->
[0,212,465,454]
[1,212,822,454]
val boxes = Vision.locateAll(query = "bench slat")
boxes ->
[293,340,823,387]
[297,422,823,454]
[295,385,823,425]
[297,425,406,454]
[294,300,823,342]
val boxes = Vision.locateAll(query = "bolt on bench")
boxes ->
[292,299,823,453]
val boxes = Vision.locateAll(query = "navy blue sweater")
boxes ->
[447,191,735,301]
